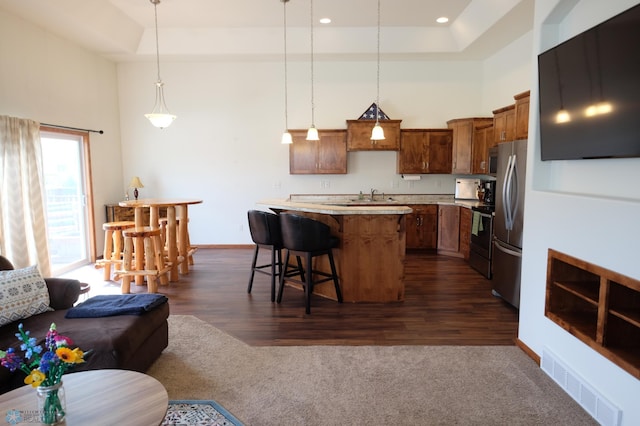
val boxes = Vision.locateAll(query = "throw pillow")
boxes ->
[0,265,52,327]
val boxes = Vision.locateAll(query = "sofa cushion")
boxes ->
[0,265,52,326]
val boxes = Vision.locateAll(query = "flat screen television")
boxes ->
[538,3,640,161]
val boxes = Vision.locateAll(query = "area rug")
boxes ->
[148,315,598,426]
[162,400,244,426]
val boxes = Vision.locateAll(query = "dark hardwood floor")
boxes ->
[83,248,519,346]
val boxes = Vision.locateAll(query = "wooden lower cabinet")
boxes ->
[406,204,437,249]
[545,249,640,380]
[437,205,471,259]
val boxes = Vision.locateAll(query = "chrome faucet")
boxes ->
[370,188,377,201]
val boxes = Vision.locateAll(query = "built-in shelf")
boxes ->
[545,249,640,379]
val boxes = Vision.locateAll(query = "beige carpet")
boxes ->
[147,315,597,426]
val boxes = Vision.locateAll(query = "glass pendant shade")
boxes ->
[371,122,385,140]
[281,131,293,144]
[306,126,319,141]
[145,81,176,128]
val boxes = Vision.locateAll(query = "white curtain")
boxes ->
[0,115,51,276]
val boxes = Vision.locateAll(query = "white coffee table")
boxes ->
[0,369,168,425]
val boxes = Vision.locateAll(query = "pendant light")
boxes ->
[306,0,319,141]
[281,0,293,144]
[371,0,385,140]
[145,0,176,129]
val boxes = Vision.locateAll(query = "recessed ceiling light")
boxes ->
[319,17,331,24]
[436,17,449,24]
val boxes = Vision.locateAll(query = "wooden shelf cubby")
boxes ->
[545,249,640,379]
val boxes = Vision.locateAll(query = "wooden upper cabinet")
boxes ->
[447,117,493,174]
[472,124,494,174]
[289,129,347,174]
[492,104,516,144]
[346,119,402,151]
[397,129,452,174]
[514,90,530,140]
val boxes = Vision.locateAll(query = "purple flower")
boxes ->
[0,349,23,372]
[38,351,57,374]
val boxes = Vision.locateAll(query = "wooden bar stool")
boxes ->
[160,217,195,266]
[95,221,135,280]
[115,226,171,294]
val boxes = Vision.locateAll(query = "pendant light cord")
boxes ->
[283,0,289,130]
[310,0,315,127]
[153,0,162,83]
[376,0,381,123]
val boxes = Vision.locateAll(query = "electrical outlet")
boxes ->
[273,181,281,190]
[390,180,400,189]
[321,180,330,189]
[408,181,415,189]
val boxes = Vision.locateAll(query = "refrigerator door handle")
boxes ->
[502,154,514,230]
[494,239,522,258]
[510,154,519,222]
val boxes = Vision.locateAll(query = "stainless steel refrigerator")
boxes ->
[492,139,527,308]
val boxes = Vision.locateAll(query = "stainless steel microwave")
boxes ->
[488,147,498,176]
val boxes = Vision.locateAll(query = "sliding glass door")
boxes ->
[40,129,94,275]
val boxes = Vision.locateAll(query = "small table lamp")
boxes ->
[129,176,144,200]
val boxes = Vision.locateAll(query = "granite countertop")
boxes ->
[258,194,491,215]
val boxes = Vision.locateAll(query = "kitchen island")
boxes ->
[258,198,413,303]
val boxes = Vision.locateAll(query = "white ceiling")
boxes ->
[0,0,534,61]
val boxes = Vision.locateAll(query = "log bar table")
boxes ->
[119,198,202,282]
[0,370,168,425]
[258,198,413,302]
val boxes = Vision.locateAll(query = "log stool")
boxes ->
[95,221,135,280]
[116,226,171,294]
[160,217,196,266]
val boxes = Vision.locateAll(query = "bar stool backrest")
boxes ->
[279,213,334,252]
[248,210,283,248]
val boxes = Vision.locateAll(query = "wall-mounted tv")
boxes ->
[538,4,640,161]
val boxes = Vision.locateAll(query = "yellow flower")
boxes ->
[71,348,85,364]
[24,369,45,387]
[55,347,77,363]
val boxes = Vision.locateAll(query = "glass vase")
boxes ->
[36,381,66,425]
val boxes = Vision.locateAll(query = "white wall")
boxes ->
[0,9,124,255]
[518,1,640,425]
[117,58,496,245]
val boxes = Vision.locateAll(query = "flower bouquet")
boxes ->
[0,323,87,425]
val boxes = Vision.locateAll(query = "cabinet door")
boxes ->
[398,131,426,174]
[514,92,530,140]
[493,106,516,144]
[437,205,460,254]
[317,130,347,174]
[459,207,472,260]
[347,120,401,151]
[472,125,493,174]
[449,120,473,174]
[405,210,422,249]
[289,131,319,174]
[406,204,437,249]
[426,131,453,174]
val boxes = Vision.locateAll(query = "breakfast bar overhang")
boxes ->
[257,199,413,303]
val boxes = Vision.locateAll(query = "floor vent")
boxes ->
[541,347,621,426]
